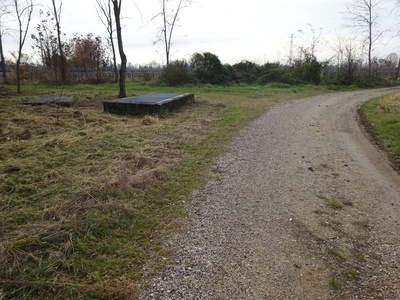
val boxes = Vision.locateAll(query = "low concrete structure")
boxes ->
[103,93,195,116]
[23,96,74,107]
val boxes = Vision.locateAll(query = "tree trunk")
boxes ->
[163,0,169,66]
[14,0,33,93]
[110,35,118,83]
[396,57,400,80]
[0,32,8,84]
[16,52,21,93]
[368,1,372,76]
[52,0,66,83]
[112,0,126,98]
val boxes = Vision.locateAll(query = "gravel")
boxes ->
[141,88,400,299]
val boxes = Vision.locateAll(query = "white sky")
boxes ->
[4,0,400,66]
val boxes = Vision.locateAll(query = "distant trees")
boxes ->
[32,11,110,83]
[190,52,226,84]
[30,0,127,90]
[68,33,109,82]
[161,59,190,85]
[290,24,324,84]
[292,50,323,84]
[332,34,360,84]
[2,0,399,89]
[31,10,61,80]
[344,0,385,76]
[160,52,226,85]
[232,60,261,83]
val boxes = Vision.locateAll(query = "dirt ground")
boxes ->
[142,88,400,299]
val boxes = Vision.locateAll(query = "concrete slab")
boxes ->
[103,93,195,115]
[23,96,74,107]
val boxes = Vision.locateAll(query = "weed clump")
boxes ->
[327,199,344,209]
[329,278,340,289]
[141,115,160,125]
[328,248,346,260]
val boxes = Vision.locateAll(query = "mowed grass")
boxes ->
[0,81,331,299]
[361,91,400,171]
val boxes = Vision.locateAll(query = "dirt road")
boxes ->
[142,88,400,299]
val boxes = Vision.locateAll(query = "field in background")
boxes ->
[1,82,340,299]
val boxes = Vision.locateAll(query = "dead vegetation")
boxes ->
[379,93,400,113]
[0,83,329,299]
[0,89,225,299]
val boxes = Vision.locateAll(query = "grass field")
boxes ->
[361,91,400,172]
[0,81,339,299]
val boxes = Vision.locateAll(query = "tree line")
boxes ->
[1,0,189,96]
[2,0,400,95]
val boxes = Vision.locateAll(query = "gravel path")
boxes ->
[142,88,400,299]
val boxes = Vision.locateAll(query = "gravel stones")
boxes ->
[141,88,400,300]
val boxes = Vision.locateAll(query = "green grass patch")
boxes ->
[361,92,400,170]
[327,199,344,209]
[346,268,361,279]
[352,220,370,228]
[320,220,342,232]
[329,278,340,289]
[0,81,332,299]
[328,248,346,260]
[353,252,366,262]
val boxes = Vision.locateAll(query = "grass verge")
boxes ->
[360,91,400,172]
[0,82,331,299]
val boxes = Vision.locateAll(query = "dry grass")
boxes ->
[0,92,220,298]
[0,82,331,299]
[141,115,160,125]
[362,91,400,171]
[379,93,400,113]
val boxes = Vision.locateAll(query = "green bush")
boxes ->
[190,52,227,84]
[291,50,323,84]
[232,60,261,83]
[257,68,293,85]
[353,75,392,88]
[161,60,192,86]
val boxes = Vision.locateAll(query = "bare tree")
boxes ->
[392,0,400,79]
[153,0,192,66]
[0,2,11,84]
[95,0,118,82]
[13,0,33,93]
[50,0,66,83]
[31,10,61,80]
[333,33,361,83]
[111,0,126,98]
[344,0,385,76]
[297,24,324,58]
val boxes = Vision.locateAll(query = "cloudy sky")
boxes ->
[4,0,400,66]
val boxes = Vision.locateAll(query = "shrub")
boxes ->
[190,52,226,84]
[232,60,261,83]
[257,68,293,85]
[161,60,192,86]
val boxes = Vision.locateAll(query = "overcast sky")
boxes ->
[4,0,400,66]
